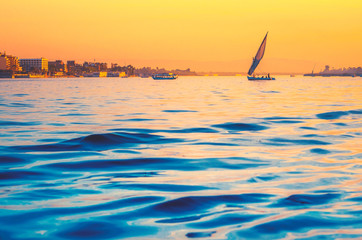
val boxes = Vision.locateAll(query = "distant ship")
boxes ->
[152,73,178,80]
[247,32,275,81]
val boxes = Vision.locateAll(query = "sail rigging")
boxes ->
[247,32,268,76]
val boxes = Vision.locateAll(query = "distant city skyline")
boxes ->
[1,0,361,73]
[1,50,360,77]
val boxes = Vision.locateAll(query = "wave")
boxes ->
[271,193,341,207]
[213,122,269,131]
[150,194,273,216]
[162,110,198,113]
[317,111,350,120]
[10,131,183,152]
[316,109,362,120]
[41,157,267,172]
[100,183,213,192]
[0,120,41,126]
[237,214,362,238]
[108,127,218,134]
[263,138,331,146]
[56,221,157,239]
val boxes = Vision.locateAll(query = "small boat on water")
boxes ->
[152,73,178,80]
[247,74,275,80]
[247,32,275,81]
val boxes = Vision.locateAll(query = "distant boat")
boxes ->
[152,73,178,80]
[247,32,275,81]
[304,64,316,77]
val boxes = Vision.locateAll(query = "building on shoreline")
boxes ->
[1,50,198,78]
[0,52,22,72]
[49,60,67,76]
[0,56,7,71]
[20,58,48,72]
[83,72,108,77]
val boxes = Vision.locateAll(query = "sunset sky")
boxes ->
[1,0,361,73]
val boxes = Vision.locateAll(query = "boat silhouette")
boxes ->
[152,73,178,80]
[247,32,275,80]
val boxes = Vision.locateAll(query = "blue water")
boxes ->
[0,76,361,239]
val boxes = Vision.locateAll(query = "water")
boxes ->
[0,76,361,239]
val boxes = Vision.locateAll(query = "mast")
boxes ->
[247,32,268,76]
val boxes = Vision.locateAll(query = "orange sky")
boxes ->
[1,0,361,73]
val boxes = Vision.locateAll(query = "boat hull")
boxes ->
[247,76,275,81]
[152,73,178,80]
[152,77,177,80]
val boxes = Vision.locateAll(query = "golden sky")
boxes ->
[1,0,361,73]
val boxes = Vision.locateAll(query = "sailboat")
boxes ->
[304,64,316,77]
[247,32,275,80]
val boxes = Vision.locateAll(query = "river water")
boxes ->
[0,76,361,239]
